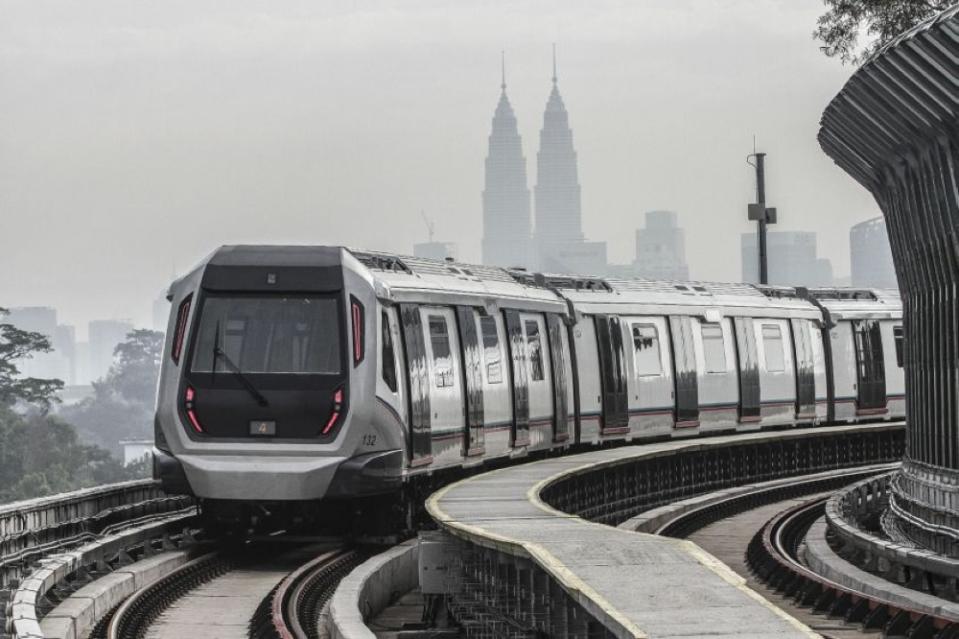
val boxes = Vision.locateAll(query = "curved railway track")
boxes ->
[747,497,959,639]
[92,540,365,639]
[250,546,366,639]
[656,466,890,539]
[103,551,231,639]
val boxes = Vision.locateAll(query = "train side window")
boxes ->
[894,325,904,368]
[762,324,785,372]
[428,314,454,388]
[381,311,397,392]
[480,315,503,384]
[701,324,726,373]
[525,319,545,382]
[631,323,662,376]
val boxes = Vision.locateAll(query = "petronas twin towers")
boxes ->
[481,50,606,274]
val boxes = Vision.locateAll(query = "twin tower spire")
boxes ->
[482,47,584,272]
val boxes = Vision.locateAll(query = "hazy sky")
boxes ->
[0,0,879,337]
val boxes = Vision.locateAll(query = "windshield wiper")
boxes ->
[213,343,269,407]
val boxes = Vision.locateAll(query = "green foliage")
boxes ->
[814,0,953,64]
[101,329,163,406]
[0,405,146,504]
[0,307,64,410]
[61,329,163,455]
[0,315,156,504]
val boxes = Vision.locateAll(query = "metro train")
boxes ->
[153,245,904,525]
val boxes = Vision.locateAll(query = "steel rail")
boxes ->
[655,465,894,539]
[251,546,364,639]
[748,497,959,638]
[104,551,230,639]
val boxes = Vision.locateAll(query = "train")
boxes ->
[153,245,903,526]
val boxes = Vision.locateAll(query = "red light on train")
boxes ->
[322,387,345,435]
[184,385,204,433]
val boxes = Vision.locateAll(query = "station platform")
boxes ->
[426,424,901,638]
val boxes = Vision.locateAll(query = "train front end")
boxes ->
[153,246,403,505]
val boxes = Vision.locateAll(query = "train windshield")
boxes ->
[190,295,342,375]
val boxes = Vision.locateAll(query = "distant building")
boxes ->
[482,58,534,269]
[5,307,76,384]
[120,440,153,466]
[531,50,607,274]
[543,241,607,276]
[741,231,834,287]
[850,216,897,289]
[88,319,133,382]
[413,242,458,262]
[634,211,689,281]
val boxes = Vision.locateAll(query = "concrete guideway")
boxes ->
[427,423,903,638]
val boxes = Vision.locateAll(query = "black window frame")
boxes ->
[701,323,726,374]
[480,315,504,384]
[428,314,454,388]
[186,291,346,378]
[894,325,904,368]
[631,322,663,377]
[762,324,786,373]
[525,318,545,382]
[381,310,398,392]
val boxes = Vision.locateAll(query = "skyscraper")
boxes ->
[850,216,897,289]
[88,319,133,382]
[481,55,533,269]
[634,211,690,280]
[533,48,605,275]
[741,231,834,287]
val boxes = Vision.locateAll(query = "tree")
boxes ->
[99,329,163,405]
[814,0,953,64]
[60,329,163,455]
[0,308,63,410]
[0,405,145,504]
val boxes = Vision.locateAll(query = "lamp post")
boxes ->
[747,151,777,285]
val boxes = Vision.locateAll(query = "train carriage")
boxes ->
[153,246,904,514]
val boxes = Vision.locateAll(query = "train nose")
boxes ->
[176,453,349,501]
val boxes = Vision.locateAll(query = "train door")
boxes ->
[829,321,858,422]
[378,307,406,435]
[695,317,738,431]
[756,319,797,425]
[422,308,465,464]
[733,317,761,423]
[853,319,887,415]
[668,316,699,427]
[476,312,512,457]
[504,310,530,447]
[399,304,431,466]
[809,323,829,422]
[595,315,629,434]
[883,322,905,418]
[790,319,816,422]
[573,317,603,443]
[521,313,555,447]
[546,314,573,443]
[455,306,484,456]
[625,316,673,438]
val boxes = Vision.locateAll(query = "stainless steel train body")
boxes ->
[153,246,904,503]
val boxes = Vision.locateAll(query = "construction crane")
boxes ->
[421,210,435,243]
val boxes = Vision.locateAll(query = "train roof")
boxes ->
[347,249,822,320]
[348,249,566,314]
[179,247,902,323]
[802,287,901,321]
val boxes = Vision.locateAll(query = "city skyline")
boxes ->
[1,1,885,332]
